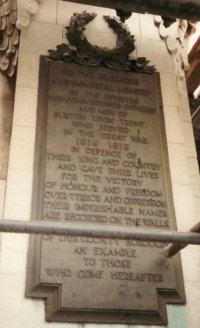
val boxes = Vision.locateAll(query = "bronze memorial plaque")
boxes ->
[26,57,185,325]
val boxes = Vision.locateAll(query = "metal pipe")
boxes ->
[1,219,200,245]
[164,222,200,257]
[192,105,200,120]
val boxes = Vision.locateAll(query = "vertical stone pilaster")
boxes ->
[0,74,15,180]
[0,73,15,258]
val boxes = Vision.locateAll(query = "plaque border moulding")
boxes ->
[26,11,186,325]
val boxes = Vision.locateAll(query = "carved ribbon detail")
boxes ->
[154,15,196,83]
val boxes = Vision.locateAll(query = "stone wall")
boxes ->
[0,73,15,279]
[0,1,200,327]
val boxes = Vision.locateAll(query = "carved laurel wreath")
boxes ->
[49,11,155,74]
[66,11,135,64]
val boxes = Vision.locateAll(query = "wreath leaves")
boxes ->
[48,11,156,74]
[65,11,135,67]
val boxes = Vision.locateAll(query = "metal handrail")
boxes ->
[0,219,200,258]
